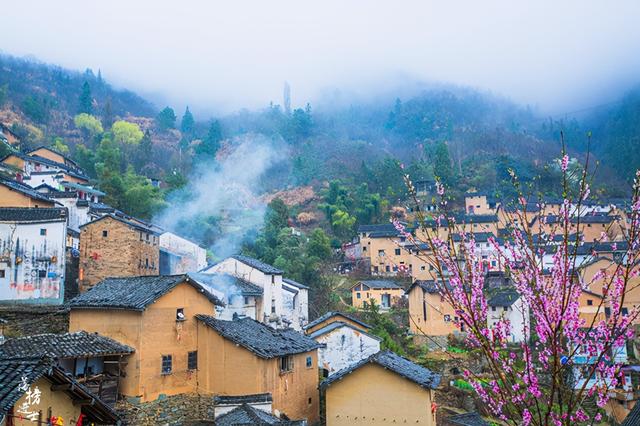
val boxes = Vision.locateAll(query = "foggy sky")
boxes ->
[2,1,640,116]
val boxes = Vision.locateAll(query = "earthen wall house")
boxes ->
[79,215,159,291]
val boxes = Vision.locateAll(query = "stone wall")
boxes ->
[79,216,159,291]
[116,393,217,425]
[0,305,69,337]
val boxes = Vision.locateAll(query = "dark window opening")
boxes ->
[102,230,108,237]
[394,248,401,256]
[587,299,593,306]
[280,356,293,373]
[38,270,47,278]
[161,355,172,375]
[176,308,185,321]
[0,270,5,278]
[40,228,47,236]
[306,356,312,368]
[188,351,198,370]
[244,296,250,305]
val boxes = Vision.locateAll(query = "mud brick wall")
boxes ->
[79,216,159,291]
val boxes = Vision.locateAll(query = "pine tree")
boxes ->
[102,98,114,128]
[195,120,222,158]
[79,81,93,114]
[180,106,194,135]
[157,107,177,131]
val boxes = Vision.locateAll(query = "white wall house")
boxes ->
[159,231,207,274]
[188,272,263,321]
[487,290,529,343]
[308,321,381,376]
[0,207,67,304]
[202,255,309,330]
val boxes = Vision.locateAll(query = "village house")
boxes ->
[465,191,499,215]
[320,350,441,426]
[67,274,224,402]
[487,289,529,343]
[1,151,89,187]
[451,232,502,272]
[528,213,624,243]
[0,123,20,147]
[303,311,372,335]
[351,280,404,310]
[406,280,459,341]
[0,357,120,426]
[78,214,160,291]
[357,223,415,276]
[35,183,105,232]
[202,255,309,330]
[0,178,56,208]
[0,207,67,304]
[0,331,134,406]
[195,315,321,423]
[189,272,263,321]
[214,394,306,425]
[159,231,207,274]
[306,317,381,377]
[442,412,489,426]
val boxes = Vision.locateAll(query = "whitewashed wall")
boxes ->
[313,324,381,376]
[0,220,66,303]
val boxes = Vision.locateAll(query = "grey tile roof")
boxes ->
[622,398,640,426]
[232,255,283,274]
[487,289,520,307]
[282,278,309,290]
[357,223,402,234]
[27,146,81,169]
[320,350,441,390]
[213,393,272,405]
[451,232,496,242]
[214,403,305,425]
[196,315,321,358]
[4,152,88,179]
[80,213,159,235]
[358,280,404,289]
[189,272,263,297]
[69,274,224,311]
[307,321,382,341]
[60,181,105,196]
[0,177,54,204]
[0,357,119,424]
[446,412,489,426]
[303,311,372,331]
[0,207,67,222]
[0,331,134,359]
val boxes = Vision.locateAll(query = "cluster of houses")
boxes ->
[0,142,457,425]
[350,190,640,423]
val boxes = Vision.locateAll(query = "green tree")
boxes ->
[428,141,455,186]
[111,120,144,145]
[180,106,195,135]
[196,120,223,158]
[157,106,177,131]
[135,130,153,171]
[50,137,69,154]
[74,113,104,136]
[79,81,93,114]
[307,228,332,260]
[0,84,8,106]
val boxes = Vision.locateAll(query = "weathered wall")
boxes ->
[324,363,435,426]
[79,216,159,291]
[29,148,66,165]
[159,232,207,274]
[197,323,319,423]
[407,286,458,337]
[351,284,404,309]
[315,326,380,376]
[0,220,66,303]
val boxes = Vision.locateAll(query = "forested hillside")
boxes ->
[0,53,638,250]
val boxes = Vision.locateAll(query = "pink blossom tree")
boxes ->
[398,142,640,425]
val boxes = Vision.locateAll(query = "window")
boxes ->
[40,228,47,236]
[587,299,593,306]
[271,275,275,284]
[381,294,391,308]
[605,307,611,317]
[176,308,185,321]
[102,230,108,237]
[306,356,313,368]
[491,306,496,311]
[280,356,293,373]
[188,351,198,370]
[422,300,427,320]
[38,270,47,278]
[356,293,361,299]
[385,265,390,272]
[161,355,172,375]
[0,270,4,278]
[444,314,451,322]
[373,266,379,273]
[244,296,250,305]
[421,266,426,271]
[394,248,401,256]
[622,307,629,316]
[145,258,149,268]
[362,246,367,252]
[308,397,312,405]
